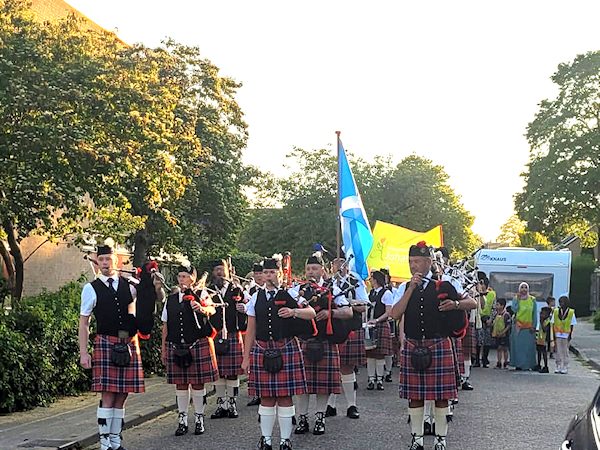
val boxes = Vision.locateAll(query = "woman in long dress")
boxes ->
[510,282,538,370]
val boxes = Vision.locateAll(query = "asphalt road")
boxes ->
[90,352,599,450]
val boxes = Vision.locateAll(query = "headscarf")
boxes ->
[517,282,530,299]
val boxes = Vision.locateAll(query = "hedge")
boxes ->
[570,254,598,317]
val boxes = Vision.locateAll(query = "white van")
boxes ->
[475,248,572,306]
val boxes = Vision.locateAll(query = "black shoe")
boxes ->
[408,434,424,450]
[451,398,459,405]
[227,398,239,418]
[424,421,432,436]
[482,362,489,368]
[367,378,375,390]
[434,436,447,450]
[175,413,188,436]
[540,367,549,373]
[211,398,228,419]
[194,414,205,435]
[376,378,384,391]
[247,396,261,406]
[280,439,293,450]
[257,436,273,450]
[446,414,453,423]
[461,380,474,391]
[325,405,337,417]
[346,405,359,419]
[313,412,325,435]
[385,372,393,382]
[294,415,309,434]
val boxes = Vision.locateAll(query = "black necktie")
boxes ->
[107,277,117,294]
[268,290,276,300]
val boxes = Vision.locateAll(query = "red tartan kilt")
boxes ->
[365,321,393,358]
[452,337,465,375]
[398,337,458,401]
[461,323,476,357]
[166,338,218,385]
[339,329,367,367]
[92,334,144,393]
[301,340,341,395]
[248,338,307,398]
[215,332,244,377]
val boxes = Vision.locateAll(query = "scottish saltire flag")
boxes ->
[338,140,373,280]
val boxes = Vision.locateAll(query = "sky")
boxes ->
[66,0,600,241]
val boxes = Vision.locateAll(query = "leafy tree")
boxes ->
[239,148,479,268]
[516,51,600,259]
[497,215,526,246]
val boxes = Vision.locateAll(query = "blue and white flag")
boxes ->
[338,140,373,280]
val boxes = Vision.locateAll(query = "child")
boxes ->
[535,307,552,373]
[546,297,556,359]
[491,298,511,369]
[552,295,577,374]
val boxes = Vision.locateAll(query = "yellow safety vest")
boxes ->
[553,308,574,335]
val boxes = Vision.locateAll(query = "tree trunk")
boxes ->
[0,240,15,293]
[3,219,24,307]
[132,228,149,267]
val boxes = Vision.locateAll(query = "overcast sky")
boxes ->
[67,0,600,241]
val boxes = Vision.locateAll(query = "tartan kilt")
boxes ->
[92,334,144,393]
[339,329,367,367]
[452,337,465,376]
[365,321,393,359]
[248,338,307,398]
[166,338,218,385]
[301,339,342,395]
[215,332,244,377]
[461,323,476,357]
[398,337,458,401]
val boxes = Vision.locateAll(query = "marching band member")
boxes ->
[391,241,476,450]
[380,268,397,383]
[326,256,367,419]
[160,265,218,436]
[242,257,316,450]
[294,254,353,436]
[208,259,247,420]
[79,243,164,450]
[365,270,394,391]
[247,262,265,407]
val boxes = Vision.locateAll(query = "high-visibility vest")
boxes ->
[481,290,496,316]
[553,308,574,335]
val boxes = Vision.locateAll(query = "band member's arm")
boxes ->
[391,275,420,320]
[241,316,256,372]
[161,322,168,365]
[332,305,353,320]
[78,315,92,369]
[279,305,316,320]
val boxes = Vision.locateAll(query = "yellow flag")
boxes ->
[366,221,443,281]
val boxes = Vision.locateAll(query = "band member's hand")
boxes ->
[151,272,163,288]
[438,300,456,312]
[80,352,92,369]
[241,357,250,373]
[409,273,423,289]
[190,300,201,312]
[315,310,329,322]
[235,303,246,313]
[278,307,294,319]
[161,348,167,366]
[367,319,378,327]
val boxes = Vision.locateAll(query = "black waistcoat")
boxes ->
[209,282,245,332]
[368,288,386,319]
[255,289,298,341]
[92,277,136,337]
[404,281,449,339]
[165,293,212,344]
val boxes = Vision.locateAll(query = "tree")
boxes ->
[497,215,526,246]
[0,2,200,305]
[516,51,600,259]
[238,148,479,267]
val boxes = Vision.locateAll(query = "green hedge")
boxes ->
[570,254,597,317]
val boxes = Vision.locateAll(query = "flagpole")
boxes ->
[336,130,341,260]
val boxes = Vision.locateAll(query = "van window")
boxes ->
[489,273,554,301]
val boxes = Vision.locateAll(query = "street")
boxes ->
[93,352,600,450]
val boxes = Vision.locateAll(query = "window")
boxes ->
[489,272,554,302]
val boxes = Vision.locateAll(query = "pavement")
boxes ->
[1,319,599,450]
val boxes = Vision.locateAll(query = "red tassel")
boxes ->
[326,291,333,335]
[137,332,151,340]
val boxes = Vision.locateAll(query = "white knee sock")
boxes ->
[316,394,328,414]
[434,406,449,437]
[341,373,357,407]
[109,408,124,450]
[376,359,386,377]
[259,405,276,445]
[327,393,337,408]
[464,360,471,379]
[226,377,240,399]
[384,355,394,373]
[97,407,112,450]
[367,358,376,378]
[408,406,424,445]
[214,378,227,400]
[191,388,206,415]
[295,394,309,416]
[176,389,190,417]
[278,406,295,442]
